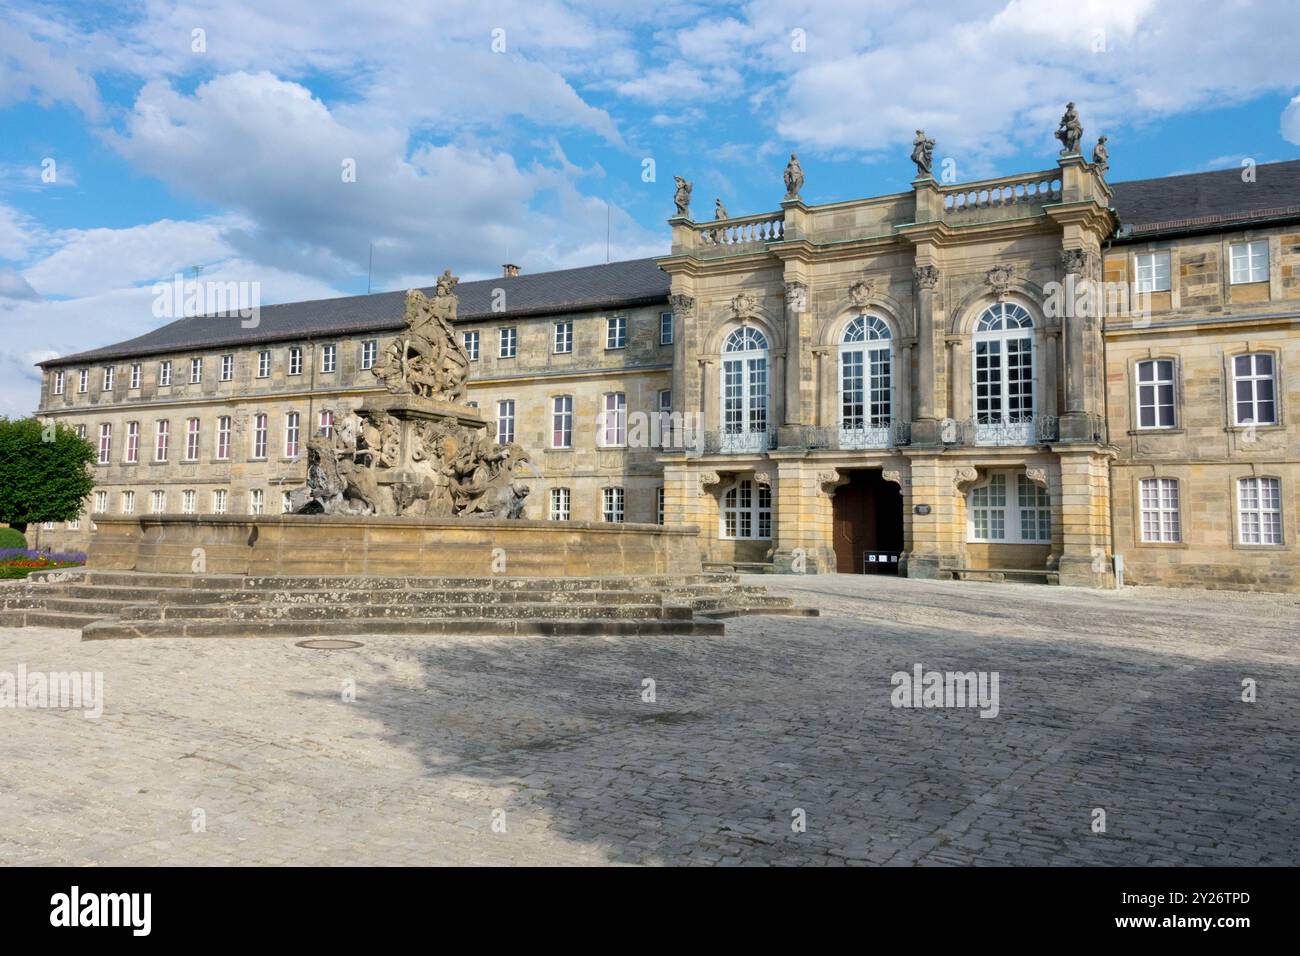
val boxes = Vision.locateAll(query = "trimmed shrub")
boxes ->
[0,527,28,549]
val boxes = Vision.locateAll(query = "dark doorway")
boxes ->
[832,470,904,574]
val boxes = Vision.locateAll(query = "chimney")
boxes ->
[502,263,520,278]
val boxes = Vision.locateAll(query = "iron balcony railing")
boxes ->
[788,421,912,450]
[937,415,1060,446]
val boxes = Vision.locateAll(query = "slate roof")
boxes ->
[42,256,672,368]
[1109,158,1300,240]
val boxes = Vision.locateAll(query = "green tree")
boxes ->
[0,417,96,533]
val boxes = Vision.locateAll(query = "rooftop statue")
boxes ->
[1092,135,1110,175]
[783,153,804,200]
[1055,102,1084,155]
[673,176,693,217]
[911,130,935,177]
[715,197,729,220]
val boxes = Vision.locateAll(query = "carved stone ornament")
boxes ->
[372,270,470,403]
[881,468,907,489]
[985,265,1016,299]
[953,465,980,494]
[818,469,849,494]
[753,469,774,488]
[730,291,760,319]
[668,293,695,317]
[1025,466,1049,488]
[848,278,875,306]
[1060,248,1097,276]
[913,265,941,290]
[698,470,723,496]
[784,281,807,313]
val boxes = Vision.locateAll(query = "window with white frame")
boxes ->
[220,354,233,381]
[121,490,135,515]
[53,370,64,395]
[972,302,1035,443]
[78,368,88,393]
[551,395,572,448]
[1229,240,1269,285]
[361,340,377,370]
[93,490,108,514]
[257,350,271,378]
[155,420,170,462]
[720,326,769,447]
[602,486,625,523]
[249,489,265,516]
[213,489,228,515]
[967,470,1051,543]
[288,347,303,375]
[182,489,196,515]
[1135,358,1176,428]
[189,357,202,384]
[252,413,268,458]
[463,331,479,361]
[840,314,893,439]
[721,478,772,539]
[660,311,673,345]
[282,491,293,514]
[318,409,334,437]
[67,516,80,530]
[1134,251,1171,294]
[284,411,301,457]
[125,421,140,463]
[554,321,573,354]
[41,522,53,531]
[75,424,86,439]
[102,366,114,391]
[606,315,627,349]
[600,392,626,446]
[1232,353,1277,425]
[1139,478,1181,542]
[499,327,517,358]
[130,364,141,389]
[216,416,231,459]
[185,417,201,460]
[158,361,171,386]
[656,486,666,525]
[320,344,336,373]
[1237,476,1282,545]
[150,489,166,514]
[496,400,515,444]
[550,487,570,521]
[97,423,112,464]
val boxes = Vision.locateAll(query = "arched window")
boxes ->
[839,314,893,447]
[972,302,1035,445]
[720,478,772,539]
[720,325,770,452]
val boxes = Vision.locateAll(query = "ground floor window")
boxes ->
[656,486,665,525]
[1139,478,1181,542]
[721,478,772,539]
[550,487,570,521]
[602,487,624,523]
[182,490,196,515]
[967,469,1051,543]
[213,489,228,515]
[249,489,265,516]
[150,490,166,514]
[1238,476,1282,545]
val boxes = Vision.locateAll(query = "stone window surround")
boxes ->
[1230,472,1287,550]
[1224,345,1284,430]
[1135,474,1183,547]
[1132,248,1172,295]
[549,393,573,449]
[1127,353,1182,434]
[719,476,772,541]
[965,468,1051,545]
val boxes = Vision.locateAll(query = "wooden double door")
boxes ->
[832,470,904,574]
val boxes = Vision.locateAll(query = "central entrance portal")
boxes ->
[832,469,904,574]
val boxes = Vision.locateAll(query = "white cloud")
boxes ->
[0,203,39,261]
[1283,95,1300,146]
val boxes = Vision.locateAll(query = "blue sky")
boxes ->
[1,0,1298,415]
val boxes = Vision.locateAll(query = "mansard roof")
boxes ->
[42,256,671,368]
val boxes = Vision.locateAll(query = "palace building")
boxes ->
[30,147,1300,592]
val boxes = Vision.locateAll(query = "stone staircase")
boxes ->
[951,567,1059,585]
[0,569,816,640]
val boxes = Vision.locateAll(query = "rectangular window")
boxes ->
[182,490,196,515]
[257,350,271,378]
[150,489,166,514]
[551,395,572,448]
[289,347,303,375]
[601,392,626,446]
[606,315,627,349]
[102,366,114,391]
[721,479,773,539]
[130,364,141,389]
[189,357,202,384]
[53,370,65,395]
[93,490,108,514]
[969,470,1052,543]
[1135,358,1176,428]
[249,489,264,516]
[1232,353,1277,426]
[282,491,293,514]
[1238,476,1282,545]
[554,321,573,354]
[76,424,86,440]
[158,361,171,387]
[1016,475,1051,542]
[216,416,231,459]
[121,490,135,515]
[252,413,268,458]
[285,411,301,457]
[602,487,625,523]
[220,354,234,381]
[499,327,517,358]
[361,340,377,370]
[97,423,112,464]
[185,418,200,461]
[1229,239,1269,284]
[320,344,336,373]
[660,311,674,345]
[319,409,334,437]
[496,400,515,444]
[1139,478,1181,543]
[657,486,666,525]
[1133,251,1171,294]
[213,489,228,515]
[550,487,570,521]
[463,331,479,361]
[67,516,80,531]
[124,421,140,463]
[970,473,1007,541]
[78,369,88,393]
[155,420,170,462]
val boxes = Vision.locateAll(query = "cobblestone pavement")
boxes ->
[2,574,1298,866]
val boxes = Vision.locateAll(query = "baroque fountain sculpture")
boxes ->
[291,269,532,519]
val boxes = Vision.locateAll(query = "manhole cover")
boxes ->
[295,639,365,650]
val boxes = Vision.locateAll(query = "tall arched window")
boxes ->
[839,314,893,448]
[972,302,1035,445]
[720,326,770,452]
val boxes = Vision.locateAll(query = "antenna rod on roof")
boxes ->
[367,243,373,294]
[606,201,610,263]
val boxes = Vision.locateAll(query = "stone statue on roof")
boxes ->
[1055,102,1084,155]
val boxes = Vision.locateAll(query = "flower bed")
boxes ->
[0,548,87,580]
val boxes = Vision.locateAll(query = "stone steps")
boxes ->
[120,601,687,622]
[952,567,1059,585]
